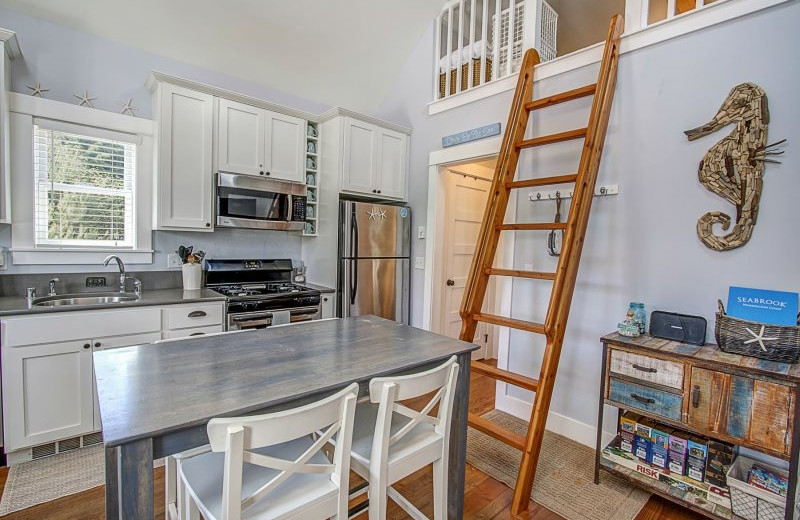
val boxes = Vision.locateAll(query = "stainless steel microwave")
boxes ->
[216,172,307,231]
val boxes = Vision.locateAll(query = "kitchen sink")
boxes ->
[32,292,141,307]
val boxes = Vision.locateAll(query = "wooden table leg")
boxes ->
[108,438,154,520]
[448,352,472,520]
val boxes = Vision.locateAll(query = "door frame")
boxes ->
[422,137,516,362]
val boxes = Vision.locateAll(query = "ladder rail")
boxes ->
[510,15,625,518]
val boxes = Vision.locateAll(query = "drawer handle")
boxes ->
[630,393,655,405]
[188,311,207,318]
[189,332,206,336]
[631,363,657,374]
[692,385,701,408]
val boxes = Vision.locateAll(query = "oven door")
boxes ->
[216,172,306,231]
[227,306,321,331]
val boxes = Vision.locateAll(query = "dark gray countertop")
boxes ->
[304,282,335,294]
[95,315,478,446]
[0,288,226,317]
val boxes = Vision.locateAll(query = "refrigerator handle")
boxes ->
[350,205,358,305]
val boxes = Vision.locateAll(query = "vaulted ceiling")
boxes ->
[0,0,443,112]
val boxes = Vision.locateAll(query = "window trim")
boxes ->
[9,93,155,265]
[428,0,792,115]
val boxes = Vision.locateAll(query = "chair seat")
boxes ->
[349,402,443,481]
[180,436,338,520]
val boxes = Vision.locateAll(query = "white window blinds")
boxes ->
[33,121,137,248]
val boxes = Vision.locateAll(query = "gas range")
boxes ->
[205,259,321,329]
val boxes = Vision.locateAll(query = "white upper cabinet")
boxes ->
[218,99,265,176]
[0,33,20,224]
[217,99,306,183]
[342,119,377,195]
[339,116,409,200]
[154,83,214,231]
[264,112,306,183]
[375,128,408,200]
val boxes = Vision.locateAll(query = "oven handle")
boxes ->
[230,306,320,323]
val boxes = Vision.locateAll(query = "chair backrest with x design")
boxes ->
[206,382,358,520]
[367,356,459,474]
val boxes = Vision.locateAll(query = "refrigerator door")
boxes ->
[341,201,411,259]
[340,258,409,323]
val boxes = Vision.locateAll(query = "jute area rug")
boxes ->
[467,410,650,520]
[0,445,165,515]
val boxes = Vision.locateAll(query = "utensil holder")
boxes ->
[182,263,202,290]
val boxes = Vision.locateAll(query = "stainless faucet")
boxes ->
[48,277,60,296]
[103,255,127,292]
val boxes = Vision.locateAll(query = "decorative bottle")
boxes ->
[628,302,647,335]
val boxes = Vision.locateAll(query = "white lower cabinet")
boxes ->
[2,340,95,451]
[321,294,335,319]
[1,301,224,456]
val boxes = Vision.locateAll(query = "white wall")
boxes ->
[0,6,325,275]
[376,2,800,441]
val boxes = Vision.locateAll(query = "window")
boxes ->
[33,121,136,249]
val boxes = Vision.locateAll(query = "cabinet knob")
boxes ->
[372,189,377,193]
[446,279,455,287]
[94,342,101,348]
[205,223,211,228]
[83,343,91,349]
[266,171,271,176]
[260,171,265,175]
[323,297,328,302]
[377,190,382,194]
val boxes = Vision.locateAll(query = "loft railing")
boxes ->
[434,0,556,100]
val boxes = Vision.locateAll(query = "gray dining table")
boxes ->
[95,315,477,519]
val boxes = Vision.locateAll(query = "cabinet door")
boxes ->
[92,332,161,430]
[2,340,94,451]
[218,99,265,176]
[264,111,305,183]
[688,367,793,455]
[375,128,407,200]
[342,118,377,195]
[157,84,214,231]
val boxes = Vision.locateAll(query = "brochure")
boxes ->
[727,287,799,326]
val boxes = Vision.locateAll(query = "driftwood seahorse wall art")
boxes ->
[685,83,785,251]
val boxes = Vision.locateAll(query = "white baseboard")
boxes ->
[494,392,616,448]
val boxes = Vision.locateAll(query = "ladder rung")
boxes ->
[507,174,578,190]
[472,361,539,391]
[525,84,597,111]
[497,223,568,231]
[485,268,556,281]
[473,313,546,334]
[468,413,525,450]
[517,128,588,149]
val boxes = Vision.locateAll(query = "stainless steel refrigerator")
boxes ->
[338,200,411,323]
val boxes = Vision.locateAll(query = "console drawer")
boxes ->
[609,377,683,422]
[610,349,684,390]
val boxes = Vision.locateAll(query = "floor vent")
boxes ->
[83,432,103,446]
[31,443,57,460]
[59,436,81,452]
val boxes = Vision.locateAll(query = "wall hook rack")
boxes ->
[528,184,619,202]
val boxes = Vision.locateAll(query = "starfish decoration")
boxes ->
[378,209,387,220]
[26,81,49,98]
[743,325,779,352]
[73,90,97,108]
[367,208,380,220]
[119,98,137,116]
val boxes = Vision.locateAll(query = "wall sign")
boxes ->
[442,123,501,148]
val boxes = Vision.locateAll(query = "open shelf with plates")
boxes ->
[303,122,319,236]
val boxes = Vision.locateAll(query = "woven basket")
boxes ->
[438,58,493,99]
[715,300,800,363]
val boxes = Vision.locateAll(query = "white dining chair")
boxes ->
[173,382,358,520]
[348,355,459,520]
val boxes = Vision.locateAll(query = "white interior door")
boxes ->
[440,172,493,359]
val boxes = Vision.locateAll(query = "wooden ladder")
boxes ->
[459,15,624,518]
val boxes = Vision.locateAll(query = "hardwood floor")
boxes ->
[0,358,702,520]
